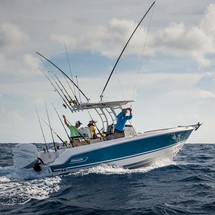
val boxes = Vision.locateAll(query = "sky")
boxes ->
[0,0,215,143]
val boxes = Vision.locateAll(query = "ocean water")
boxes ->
[0,143,214,215]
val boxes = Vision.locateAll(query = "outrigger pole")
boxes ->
[100,1,155,101]
[36,52,90,102]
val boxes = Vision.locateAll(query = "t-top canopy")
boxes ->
[73,100,134,111]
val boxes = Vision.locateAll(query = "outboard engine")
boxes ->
[12,143,38,169]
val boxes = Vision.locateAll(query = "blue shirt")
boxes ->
[115,112,132,132]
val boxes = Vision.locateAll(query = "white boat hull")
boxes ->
[12,124,200,176]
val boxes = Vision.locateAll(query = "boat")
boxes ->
[12,2,201,176]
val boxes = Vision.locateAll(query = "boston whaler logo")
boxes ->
[70,157,88,164]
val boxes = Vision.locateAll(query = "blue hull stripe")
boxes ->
[53,142,180,172]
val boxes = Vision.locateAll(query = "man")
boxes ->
[114,108,132,138]
[63,115,82,146]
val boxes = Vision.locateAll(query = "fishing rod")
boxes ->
[62,74,79,105]
[53,73,78,106]
[36,51,90,102]
[35,105,49,152]
[51,103,72,147]
[39,57,76,111]
[76,76,82,106]
[44,57,78,106]
[45,102,56,151]
[64,41,79,104]
[40,68,74,113]
[42,119,66,145]
[47,70,76,110]
[100,1,156,101]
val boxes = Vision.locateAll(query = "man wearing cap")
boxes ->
[63,115,82,146]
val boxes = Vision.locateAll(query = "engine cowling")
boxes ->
[12,143,38,169]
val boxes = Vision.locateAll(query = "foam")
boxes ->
[70,158,175,176]
[0,171,61,205]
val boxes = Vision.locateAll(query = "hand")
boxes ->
[127,108,132,112]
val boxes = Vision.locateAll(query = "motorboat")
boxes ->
[12,1,201,175]
[12,99,201,175]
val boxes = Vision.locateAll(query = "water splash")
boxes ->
[0,166,61,205]
[0,176,61,205]
[71,158,175,176]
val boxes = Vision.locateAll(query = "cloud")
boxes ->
[0,23,29,52]
[147,3,215,66]
[78,18,141,57]
[72,3,215,67]
[0,23,39,83]
[150,22,213,66]
[0,53,41,82]
[200,4,215,37]
[88,71,205,101]
[148,4,215,66]
[199,90,215,98]
[166,89,215,99]
[0,1,215,143]
[196,72,215,93]
[51,34,77,48]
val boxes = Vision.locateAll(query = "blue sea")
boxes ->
[0,143,214,215]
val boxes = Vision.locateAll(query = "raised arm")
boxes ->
[63,115,69,126]
[127,108,132,119]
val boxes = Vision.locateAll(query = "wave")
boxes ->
[0,158,175,207]
[0,144,214,214]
